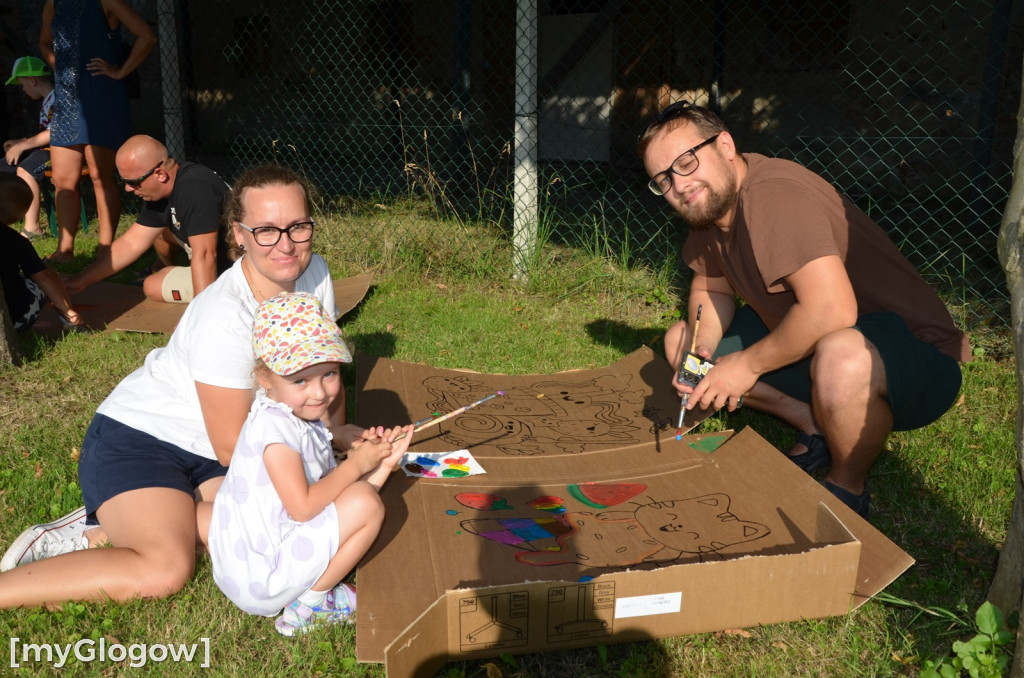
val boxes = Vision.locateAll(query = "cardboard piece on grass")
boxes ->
[353,350,914,674]
[32,281,146,336]
[33,273,373,335]
[103,272,373,333]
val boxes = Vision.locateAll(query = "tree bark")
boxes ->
[988,53,1024,677]
[0,278,22,366]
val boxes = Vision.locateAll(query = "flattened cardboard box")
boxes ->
[354,349,914,676]
[33,273,373,335]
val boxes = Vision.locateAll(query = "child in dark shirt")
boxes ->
[0,173,83,330]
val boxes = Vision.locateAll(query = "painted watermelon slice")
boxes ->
[567,483,647,509]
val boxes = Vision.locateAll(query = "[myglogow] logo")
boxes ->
[10,636,211,669]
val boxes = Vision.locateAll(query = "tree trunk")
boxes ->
[989,54,1024,677]
[0,278,22,366]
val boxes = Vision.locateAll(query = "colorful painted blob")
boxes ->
[688,433,731,454]
[404,463,437,477]
[527,496,566,514]
[455,492,513,511]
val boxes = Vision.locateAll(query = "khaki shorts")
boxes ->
[161,265,195,303]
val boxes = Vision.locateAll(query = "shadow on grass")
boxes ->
[867,444,1002,656]
[584,319,669,362]
[436,635,674,677]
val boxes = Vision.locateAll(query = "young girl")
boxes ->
[208,291,412,636]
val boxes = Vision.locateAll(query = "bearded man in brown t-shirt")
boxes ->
[638,103,969,519]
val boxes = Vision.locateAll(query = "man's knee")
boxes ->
[664,320,687,366]
[811,329,877,387]
[142,270,167,302]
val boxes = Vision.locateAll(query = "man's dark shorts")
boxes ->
[714,306,962,431]
[78,414,227,524]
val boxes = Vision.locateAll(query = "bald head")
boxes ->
[116,135,169,168]
[116,135,178,200]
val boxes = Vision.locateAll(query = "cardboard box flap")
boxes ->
[815,502,856,545]
[331,273,375,318]
[384,595,451,678]
[707,427,915,607]
[357,429,909,662]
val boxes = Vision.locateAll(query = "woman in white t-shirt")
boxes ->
[0,165,366,607]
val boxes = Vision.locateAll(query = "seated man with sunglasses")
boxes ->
[64,134,230,303]
[639,103,969,519]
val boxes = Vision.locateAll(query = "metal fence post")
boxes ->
[513,0,538,281]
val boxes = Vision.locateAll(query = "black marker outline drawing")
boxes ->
[420,374,649,455]
[461,492,771,567]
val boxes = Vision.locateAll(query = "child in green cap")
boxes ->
[2,56,55,239]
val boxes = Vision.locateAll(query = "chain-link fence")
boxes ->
[6,0,1018,327]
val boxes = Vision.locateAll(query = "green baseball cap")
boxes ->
[6,56,51,85]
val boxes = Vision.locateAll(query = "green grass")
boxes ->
[0,204,1016,676]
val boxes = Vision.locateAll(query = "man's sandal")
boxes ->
[824,480,871,519]
[786,432,832,474]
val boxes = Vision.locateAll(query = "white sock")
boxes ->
[297,588,330,608]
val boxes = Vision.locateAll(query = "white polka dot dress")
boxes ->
[210,392,340,616]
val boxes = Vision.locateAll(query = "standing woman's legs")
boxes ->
[83,144,121,251]
[47,144,85,262]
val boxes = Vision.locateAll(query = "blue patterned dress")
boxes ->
[49,0,131,149]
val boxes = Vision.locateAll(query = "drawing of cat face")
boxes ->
[462,491,772,568]
[630,494,769,555]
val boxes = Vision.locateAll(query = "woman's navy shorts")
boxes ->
[78,414,227,524]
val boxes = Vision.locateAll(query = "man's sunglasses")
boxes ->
[120,160,164,188]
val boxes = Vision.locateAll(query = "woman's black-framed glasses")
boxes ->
[646,133,721,196]
[120,160,164,189]
[237,220,315,247]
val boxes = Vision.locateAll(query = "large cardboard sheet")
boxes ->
[354,349,914,668]
[33,273,373,335]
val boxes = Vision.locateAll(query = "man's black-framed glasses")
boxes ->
[647,134,720,196]
[120,160,164,189]
[238,220,315,247]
